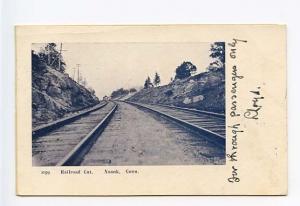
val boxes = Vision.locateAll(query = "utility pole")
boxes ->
[58,43,67,71]
[72,67,76,80]
[58,43,62,71]
[50,43,67,70]
[76,64,80,83]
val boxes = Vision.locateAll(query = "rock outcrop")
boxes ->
[32,66,99,127]
[127,71,225,113]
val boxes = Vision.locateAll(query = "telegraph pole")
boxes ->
[58,43,62,71]
[58,43,67,71]
[72,67,76,80]
[50,43,67,70]
[76,64,81,83]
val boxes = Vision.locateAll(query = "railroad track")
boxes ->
[33,100,225,166]
[152,103,225,119]
[125,101,226,147]
[32,101,117,166]
[32,101,108,138]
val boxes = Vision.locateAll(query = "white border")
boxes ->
[1,0,299,205]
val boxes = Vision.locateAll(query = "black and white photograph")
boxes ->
[31,42,226,166]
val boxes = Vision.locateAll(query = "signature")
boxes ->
[244,87,264,120]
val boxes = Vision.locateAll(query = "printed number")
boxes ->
[41,170,50,175]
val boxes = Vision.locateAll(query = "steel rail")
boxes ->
[149,103,225,119]
[125,101,225,147]
[32,101,108,138]
[56,102,118,166]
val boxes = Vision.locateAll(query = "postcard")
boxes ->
[16,25,287,195]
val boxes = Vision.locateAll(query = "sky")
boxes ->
[32,42,213,98]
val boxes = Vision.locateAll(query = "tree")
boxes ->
[129,88,137,93]
[38,43,66,72]
[153,72,161,87]
[208,42,225,72]
[174,61,197,80]
[111,88,129,98]
[144,76,153,89]
[31,50,48,72]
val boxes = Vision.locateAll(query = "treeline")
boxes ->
[142,42,225,89]
[111,87,137,99]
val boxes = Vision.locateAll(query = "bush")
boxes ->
[111,88,129,98]
[129,88,137,93]
[175,61,197,80]
[165,90,173,96]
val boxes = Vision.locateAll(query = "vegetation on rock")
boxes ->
[144,76,153,89]
[175,61,197,80]
[111,88,129,99]
[208,42,225,72]
[128,42,225,113]
[110,87,138,100]
[32,44,99,127]
[153,72,161,87]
